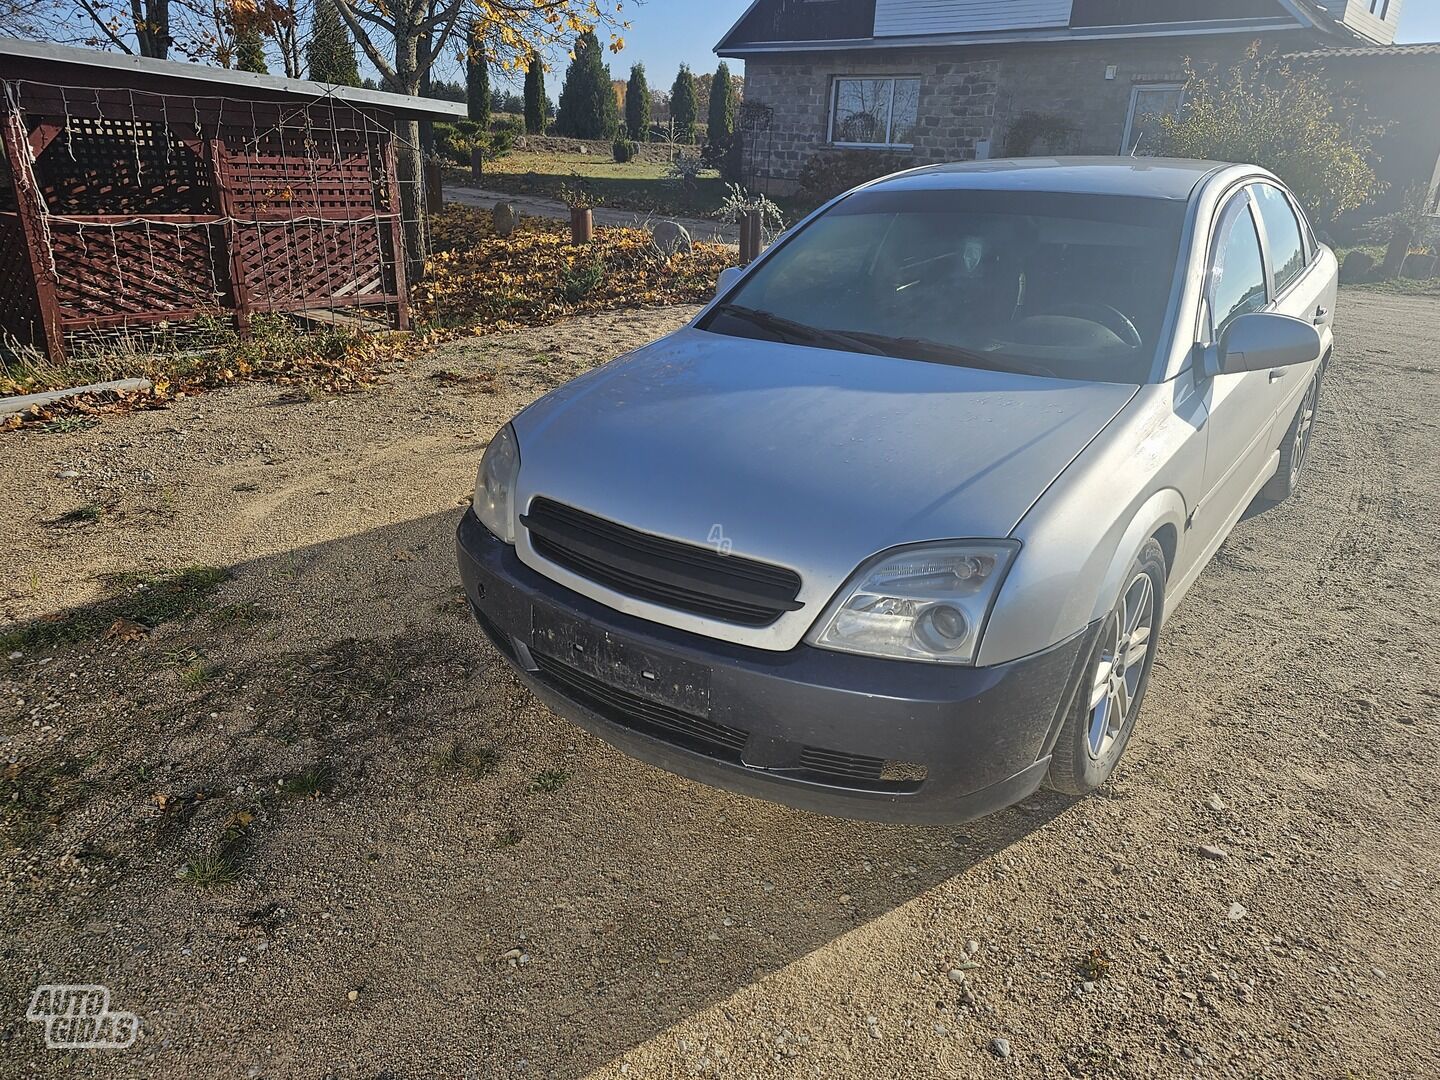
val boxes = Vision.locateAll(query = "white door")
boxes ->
[1195,189,1275,542]
[1248,181,1331,450]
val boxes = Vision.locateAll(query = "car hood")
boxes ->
[511,328,1138,648]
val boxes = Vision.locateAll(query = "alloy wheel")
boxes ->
[1086,570,1156,759]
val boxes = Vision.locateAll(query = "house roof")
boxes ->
[1286,42,1440,58]
[0,37,466,120]
[715,0,1367,55]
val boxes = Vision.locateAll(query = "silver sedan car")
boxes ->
[457,158,1336,823]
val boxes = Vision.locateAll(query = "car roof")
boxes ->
[868,157,1238,201]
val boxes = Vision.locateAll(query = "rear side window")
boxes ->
[1252,183,1306,294]
[1210,196,1267,339]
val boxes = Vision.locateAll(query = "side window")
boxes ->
[1210,196,1268,341]
[1252,183,1307,294]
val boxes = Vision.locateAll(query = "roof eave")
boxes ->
[0,37,467,119]
[719,19,1317,58]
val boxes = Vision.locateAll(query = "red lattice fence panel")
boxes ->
[47,219,229,329]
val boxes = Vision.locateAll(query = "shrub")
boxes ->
[796,149,914,206]
[434,119,486,166]
[613,138,638,163]
[1155,45,1378,223]
[716,182,786,244]
[560,257,606,303]
[665,152,705,206]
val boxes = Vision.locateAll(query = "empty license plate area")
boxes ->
[531,605,712,715]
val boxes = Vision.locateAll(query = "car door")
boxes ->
[1195,187,1275,541]
[1248,181,1333,449]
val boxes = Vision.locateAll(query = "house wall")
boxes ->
[741,50,1001,192]
[740,35,1278,194]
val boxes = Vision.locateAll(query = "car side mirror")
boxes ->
[1205,312,1322,377]
[715,266,743,299]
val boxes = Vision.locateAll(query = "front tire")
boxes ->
[1044,539,1166,796]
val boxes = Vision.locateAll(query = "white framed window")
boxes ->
[828,76,921,148]
[1120,82,1185,155]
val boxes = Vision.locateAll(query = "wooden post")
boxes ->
[424,158,443,212]
[384,140,411,330]
[2,102,66,362]
[470,146,484,183]
[205,138,252,336]
[570,206,594,245]
[740,209,763,265]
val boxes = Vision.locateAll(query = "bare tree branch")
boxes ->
[331,0,397,85]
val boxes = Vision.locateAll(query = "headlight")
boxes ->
[807,541,1019,665]
[474,423,520,544]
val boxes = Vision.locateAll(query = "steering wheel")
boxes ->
[1045,303,1143,349]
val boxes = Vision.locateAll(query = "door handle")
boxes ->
[1313,306,1328,324]
[1269,369,1288,382]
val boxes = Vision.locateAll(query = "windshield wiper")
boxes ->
[830,331,1056,377]
[712,304,888,355]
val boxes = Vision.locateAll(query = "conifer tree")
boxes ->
[625,62,650,142]
[671,65,697,144]
[556,30,618,139]
[306,0,360,85]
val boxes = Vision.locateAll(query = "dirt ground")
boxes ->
[1,294,1437,1080]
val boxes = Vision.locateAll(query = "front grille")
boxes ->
[532,652,748,758]
[521,498,803,627]
[532,651,926,794]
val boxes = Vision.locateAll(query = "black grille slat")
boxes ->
[533,652,749,756]
[799,747,887,781]
[522,498,802,627]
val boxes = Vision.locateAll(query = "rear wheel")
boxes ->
[1260,370,1320,505]
[1045,539,1166,796]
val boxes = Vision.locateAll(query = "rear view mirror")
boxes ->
[715,266,743,299]
[1208,312,1321,377]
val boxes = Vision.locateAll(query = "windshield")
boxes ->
[700,188,1187,383]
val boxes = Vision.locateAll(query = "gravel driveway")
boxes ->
[1,293,1436,1079]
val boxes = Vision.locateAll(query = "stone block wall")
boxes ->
[740,50,1000,193]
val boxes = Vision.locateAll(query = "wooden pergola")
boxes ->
[0,38,464,360]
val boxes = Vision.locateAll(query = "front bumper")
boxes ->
[456,510,1095,824]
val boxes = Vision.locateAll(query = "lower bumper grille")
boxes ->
[532,651,748,758]
[531,652,926,793]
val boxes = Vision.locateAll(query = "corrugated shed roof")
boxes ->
[0,37,466,119]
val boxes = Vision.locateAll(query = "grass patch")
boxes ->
[1079,947,1112,982]
[277,762,335,798]
[0,565,230,653]
[529,768,570,794]
[51,504,104,526]
[178,852,239,887]
[38,416,98,434]
[473,149,732,217]
[177,659,222,689]
[433,738,502,779]
[178,806,256,887]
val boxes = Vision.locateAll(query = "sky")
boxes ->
[1397,4,1440,42]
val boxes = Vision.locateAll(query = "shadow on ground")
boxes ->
[1,506,1073,1079]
